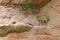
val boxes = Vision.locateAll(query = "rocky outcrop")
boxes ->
[0,0,60,40]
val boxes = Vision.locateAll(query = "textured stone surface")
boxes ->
[0,0,60,40]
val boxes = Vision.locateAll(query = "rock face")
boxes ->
[0,0,45,6]
[0,6,39,26]
[0,5,39,37]
[0,0,45,4]
[0,0,60,40]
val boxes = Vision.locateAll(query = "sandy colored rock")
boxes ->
[35,28,60,37]
[35,28,51,35]
[34,35,53,40]
[7,32,29,40]
[0,0,60,40]
[39,0,60,28]
[0,0,45,5]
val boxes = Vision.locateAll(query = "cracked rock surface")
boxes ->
[0,0,60,40]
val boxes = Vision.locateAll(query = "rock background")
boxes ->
[0,0,60,40]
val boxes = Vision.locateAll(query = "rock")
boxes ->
[34,35,53,40]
